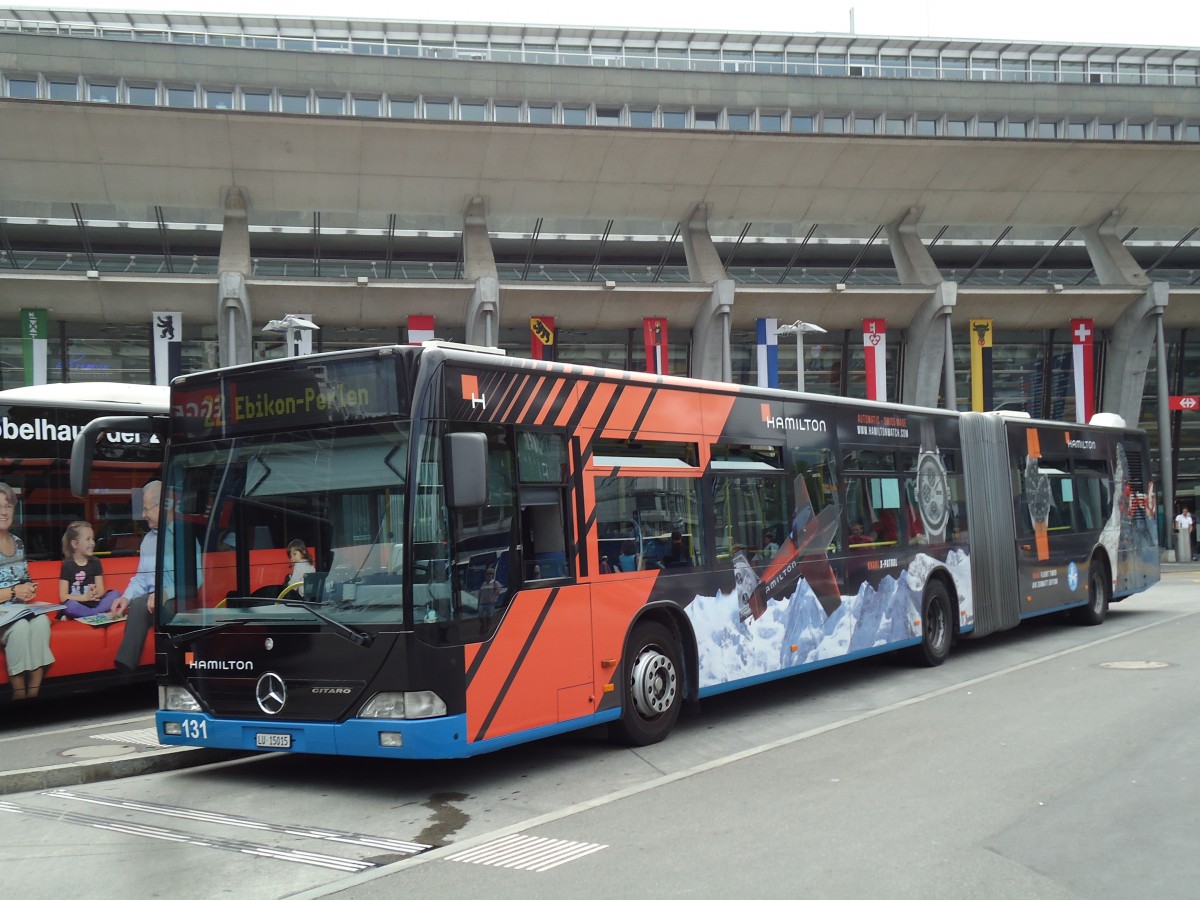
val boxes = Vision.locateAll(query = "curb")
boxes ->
[0,747,247,796]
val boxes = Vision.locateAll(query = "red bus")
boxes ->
[71,344,1159,754]
[1,383,166,702]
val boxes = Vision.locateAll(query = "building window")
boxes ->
[167,86,195,108]
[1060,61,1085,83]
[1156,123,1176,140]
[821,115,844,133]
[1067,121,1088,139]
[459,101,486,121]
[205,89,233,110]
[970,56,999,80]
[424,100,451,120]
[1126,122,1146,140]
[728,112,752,131]
[629,108,654,127]
[817,52,846,76]
[48,79,79,101]
[316,95,344,115]
[759,113,782,132]
[528,104,555,124]
[884,117,909,135]
[494,103,521,123]
[694,111,719,129]
[1037,121,1058,138]
[1118,62,1143,84]
[1185,125,1200,142]
[977,120,998,137]
[596,107,621,126]
[1007,120,1028,138]
[1096,122,1118,139]
[911,55,938,78]
[854,116,876,134]
[352,96,381,117]
[563,106,588,125]
[879,54,907,77]
[279,92,307,113]
[381,97,414,118]
[946,119,968,136]
[788,52,817,75]
[88,82,118,103]
[7,77,38,99]
[1177,66,1199,86]
[1030,59,1056,82]
[661,109,686,129]
[241,90,270,112]
[915,118,938,136]
[790,115,815,133]
[941,57,968,80]
[1001,58,1027,81]
[1145,64,1170,85]
[1088,62,1115,83]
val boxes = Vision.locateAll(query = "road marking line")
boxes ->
[446,834,607,872]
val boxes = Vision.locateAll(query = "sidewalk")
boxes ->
[0,714,243,796]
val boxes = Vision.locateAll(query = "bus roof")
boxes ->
[0,382,170,412]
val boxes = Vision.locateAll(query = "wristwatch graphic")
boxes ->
[916,419,950,544]
[1024,430,1052,560]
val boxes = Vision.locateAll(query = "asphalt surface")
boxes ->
[3,560,1196,797]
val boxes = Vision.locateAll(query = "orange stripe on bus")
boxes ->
[534,379,567,426]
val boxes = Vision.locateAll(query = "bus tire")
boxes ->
[1071,560,1109,626]
[611,620,682,746]
[907,580,953,667]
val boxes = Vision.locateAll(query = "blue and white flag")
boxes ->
[756,318,779,388]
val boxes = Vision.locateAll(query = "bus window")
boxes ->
[845,476,901,547]
[595,474,704,572]
[517,432,570,581]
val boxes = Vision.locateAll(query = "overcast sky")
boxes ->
[67,0,1197,47]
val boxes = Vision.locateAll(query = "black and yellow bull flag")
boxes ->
[970,318,994,412]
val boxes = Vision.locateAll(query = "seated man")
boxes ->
[848,521,873,546]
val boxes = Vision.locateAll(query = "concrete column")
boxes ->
[1079,210,1151,287]
[680,204,733,381]
[462,197,500,347]
[886,207,941,286]
[1103,281,1169,425]
[900,281,957,409]
[216,187,253,367]
[888,209,957,409]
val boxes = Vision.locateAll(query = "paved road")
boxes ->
[1,569,1196,899]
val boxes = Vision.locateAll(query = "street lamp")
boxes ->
[262,314,320,357]
[774,320,827,392]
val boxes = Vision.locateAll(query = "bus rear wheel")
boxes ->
[907,580,953,667]
[1071,560,1109,626]
[611,621,682,746]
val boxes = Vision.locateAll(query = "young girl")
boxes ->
[286,540,315,597]
[60,521,118,618]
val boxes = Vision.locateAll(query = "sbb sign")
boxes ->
[1169,396,1199,411]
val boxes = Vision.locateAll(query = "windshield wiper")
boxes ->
[276,599,375,647]
[169,619,253,648]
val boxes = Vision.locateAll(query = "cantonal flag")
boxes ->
[862,318,886,401]
[1071,318,1095,424]
[407,315,435,344]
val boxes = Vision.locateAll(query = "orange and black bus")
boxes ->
[71,343,1159,755]
[1,382,166,702]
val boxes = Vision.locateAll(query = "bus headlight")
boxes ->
[159,684,202,712]
[359,691,447,720]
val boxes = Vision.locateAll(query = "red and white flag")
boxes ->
[407,315,435,344]
[862,318,887,401]
[643,318,669,375]
[1072,318,1095,423]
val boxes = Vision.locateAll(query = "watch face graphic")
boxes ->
[1025,459,1052,529]
[916,452,950,537]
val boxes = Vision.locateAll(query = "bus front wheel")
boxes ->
[907,580,953,667]
[611,621,682,746]
[1071,560,1109,626]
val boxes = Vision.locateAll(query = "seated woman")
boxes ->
[617,540,639,572]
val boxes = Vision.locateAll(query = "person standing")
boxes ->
[1176,506,1196,561]
[0,482,54,699]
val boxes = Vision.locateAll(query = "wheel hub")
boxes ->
[630,647,677,717]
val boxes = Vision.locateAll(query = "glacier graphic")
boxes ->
[685,550,973,689]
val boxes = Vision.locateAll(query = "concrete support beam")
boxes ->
[886,207,942,286]
[1079,210,1151,287]
[691,279,734,382]
[1103,281,1169,424]
[680,203,729,284]
[680,204,733,381]
[216,187,253,367]
[900,281,957,408]
[463,197,500,347]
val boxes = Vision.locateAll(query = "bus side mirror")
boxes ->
[445,432,488,508]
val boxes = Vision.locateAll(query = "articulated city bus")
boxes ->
[1,383,166,702]
[71,344,1159,755]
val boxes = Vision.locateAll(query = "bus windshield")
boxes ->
[163,423,410,628]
